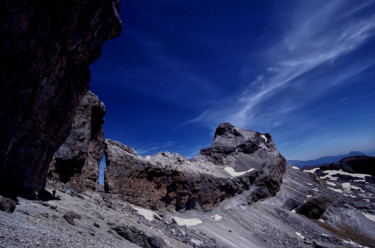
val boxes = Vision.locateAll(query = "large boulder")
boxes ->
[296,196,331,219]
[48,91,106,191]
[104,123,286,211]
[0,0,122,197]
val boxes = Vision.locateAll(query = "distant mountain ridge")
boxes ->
[287,151,366,167]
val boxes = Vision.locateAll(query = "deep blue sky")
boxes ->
[91,0,375,162]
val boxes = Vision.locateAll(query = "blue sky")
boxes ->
[91,0,375,165]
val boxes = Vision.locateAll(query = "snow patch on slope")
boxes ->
[172,216,202,227]
[341,182,365,192]
[320,170,371,180]
[363,212,375,222]
[131,205,161,221]
[224,167,255,177]
[304,168,319,174]
[211,214,223,221]
[295,232,305,239]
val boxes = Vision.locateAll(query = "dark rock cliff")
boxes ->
[318,155,375,176]
[0,0,121,197]
[48,91,106,191]
[104,123,286,211]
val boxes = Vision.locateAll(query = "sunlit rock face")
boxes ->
[104,123,286,211]
[0,0,122,197]
[48,91,106,191]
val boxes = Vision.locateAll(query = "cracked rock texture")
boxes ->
[104,123,286,211]
[48,91,106,191]
[0,0,122,197]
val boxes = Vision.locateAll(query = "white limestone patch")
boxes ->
[172,216,202,227]
[306,183,312,186]
[342,239,367,248]
[320,170,371,181]
[321,233,329,237]
[260,134,268,142]
[224,167,255,177]
[291,209,296,213]
[363,212,375,222]
[304,168,319,174]
[328,187,344,193]
[211,214,223,221]
[354,179,366,183]
[344,193,357,198]
[131,205,161,222]
[292,166,300,170]
[312,188,319,192]
[318,219,325,223]
[306,195,313,198]
[341,182,365,192]
[191,239,204,246]
[295,232,305,239]
[326,181,336,187]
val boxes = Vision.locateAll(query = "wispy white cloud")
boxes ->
[134,141,175,155]
[190,0,375,129]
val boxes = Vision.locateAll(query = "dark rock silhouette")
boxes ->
[0,0,122,197]
[48,91,106,191]
[104,123,286,211]
[0,196,16,213]
[318,155,375,176]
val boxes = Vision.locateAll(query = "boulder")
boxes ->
[48,91,106,191]
[113,225,167,248]
[0,196,16,213]
[104,123,286,211]
[296,196,331,219]
[0,0,121,197]
[63,211,82,226]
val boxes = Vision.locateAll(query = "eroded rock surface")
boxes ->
[104,123,286,211]
[0,0,122,197]
[48,91,106,191]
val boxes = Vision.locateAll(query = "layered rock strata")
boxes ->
[104,123,286,211]
[48,91,106,191]
[0,0,122,197]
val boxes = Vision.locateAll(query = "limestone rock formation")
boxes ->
[0,0,122,197]
[48,91,106,191]
[104,123,286,211]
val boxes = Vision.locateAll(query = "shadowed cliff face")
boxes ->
[0,0,122,197]
[104,123,286,211]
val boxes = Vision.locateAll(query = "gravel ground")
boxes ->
[1,165,375,248]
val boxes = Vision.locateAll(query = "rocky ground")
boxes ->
[1,160,374,248]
